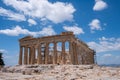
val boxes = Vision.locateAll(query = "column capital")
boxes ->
[62,40,66,43]
[54,41,57,44]
[33,45,38,49]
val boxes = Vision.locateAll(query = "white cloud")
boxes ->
[28,19,37,26]
[87,37,120,53]
[3,0,75,23]
[0,49,7,53]
[63,26,84,35]
[98,54,120,64]
[0,7,26,21]
[0,25,36,36]
[99,37,115,41]
[0,25,56,36]
[3,53,18,66]
[37,25,56,36]
[0,49,18,66]
[93,0,108,11]
[103,54,112,57]
[89,19,102,32]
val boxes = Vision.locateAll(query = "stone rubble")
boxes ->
[0,65,120,80]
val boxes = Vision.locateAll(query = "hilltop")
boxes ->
[0,65,120,80]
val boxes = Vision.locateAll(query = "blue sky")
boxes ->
[0,0,120,66]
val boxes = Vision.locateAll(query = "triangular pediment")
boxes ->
[19,36,33,41]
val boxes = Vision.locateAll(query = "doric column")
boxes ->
[69,41,73,64]
[72,42,78,65]
[74,43,77,65]
[80,49,84,64]
[24,47,28,65]
[89,53,92,64]
[33,46,36,64]
[28,47,31,64]
[91,52,95,64]
[45,43,49,64]
[19,46,23,65]
[78,47,82,64]
[31,46,35,64]
[72,43,75,64]
[93,52,96,64]
[62,41,65,64]
[86,51,90,64]
[82,49,85,64]
[75,44,79,65]
[53,42,57,64]
[37,44,42,64]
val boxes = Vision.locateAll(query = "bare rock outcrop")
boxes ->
[0,65,120,80]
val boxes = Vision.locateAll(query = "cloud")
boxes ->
[0,25,36,36]
[89,19,102,32]
[93,0,108,11]
[99,36,115,41]
[3,0,75,23]
[37,25,56,36]
[0,49,18,66]
[63,25,84,35]
[0,49,7,53]
[87,37,120,53]
[28,19,37,26]
[3,53,18,66]
[0,25,56,36]
[103,54,112,57]
[98,54,120,64]
[0,7,26,21]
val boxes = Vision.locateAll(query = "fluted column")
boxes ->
[53,42,57,64]
[86,51,90,64]
[82,49,85,64]
[75,45,79,65]
[19,46,23,65]
[31,46,35,64]
[69,41,73,64]
[72,43,78,65]
[91,52,95,64]
[28,48,30,65]
[37,44,42,64]
[62,41,65,64]
[72,43,75,64]
[93,52,96,64]
[45,43,49,64]
[78,47,82,64]
[24,47,28,65]
[29,47,32,64]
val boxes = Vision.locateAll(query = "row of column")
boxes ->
[19,41,74,65]
[19,41,95,65]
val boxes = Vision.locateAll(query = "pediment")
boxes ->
[19,36,33,41]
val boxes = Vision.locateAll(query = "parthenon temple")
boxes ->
[18,32,95,65]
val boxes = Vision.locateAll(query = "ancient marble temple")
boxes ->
[18,32,95,65]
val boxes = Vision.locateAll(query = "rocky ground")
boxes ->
[0,65,120,80]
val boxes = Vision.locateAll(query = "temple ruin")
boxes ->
[18,32,95,65]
